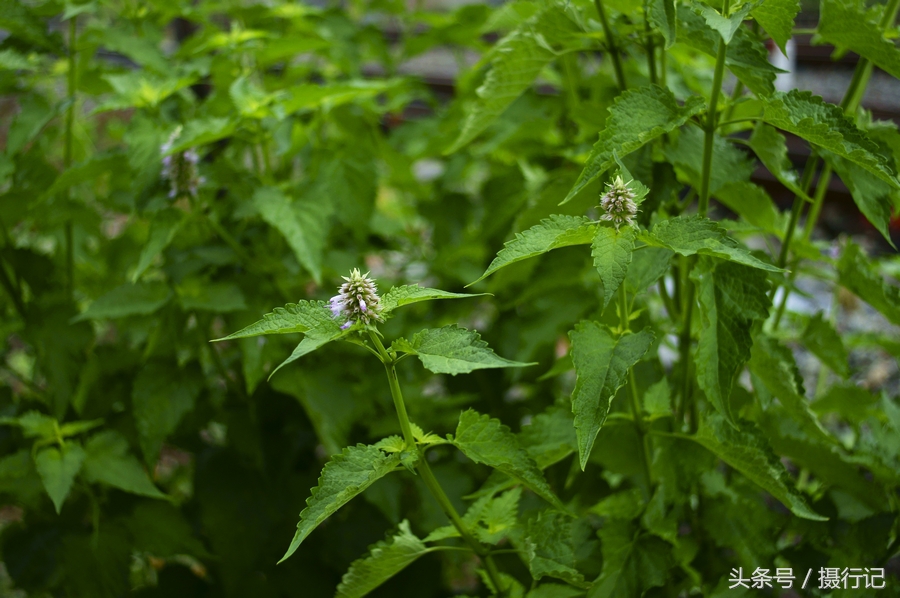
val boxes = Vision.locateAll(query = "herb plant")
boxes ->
[1,0,900,596]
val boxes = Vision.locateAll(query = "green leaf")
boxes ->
[453,409,565,510]
[527,584,585,598]
[625,247,673,295]
[641,216,781,271]
[692,260,770,426]
[82,431,166,499]
[97,71,198,112]
[519,407,578,469]
[822,150,897,246]
[525,510,587,587]
[336,520,429,598]
[214,300,334,341]
[748,333,835,445]
[35,444,86,514]
[395,326,534,375]
[473,487,522,544]
[381,285,487,315]
[695,0,761,44]
[131,363,200,466]
[592,227,636,310]
[446,5,582,152]
[801,312,850,378]
[280,444,401,563]
[592,520,674,598]
[714,182,786,236]
[177,280,247,313]
[0,412,100,441]
[677,6,779,96]
[760,90,899,187]
[73,281,172,321]
[838,241,900,326]
[132,209,185,282]
[815,0,900,79]
[747,124,811,202]
[563,86,706,203]
[647,0,677,48]
[470,215,597,284]
[254,187,328,283]
[751,0,799,54]
[569,322,655,469]
[166,117,237,153]
[690,413,827,521]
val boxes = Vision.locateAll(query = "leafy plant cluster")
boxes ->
[1,0,900,596]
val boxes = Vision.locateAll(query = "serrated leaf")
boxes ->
[751,0,799,54]
[254,187,328,283]
[82,431,166,499]
[471,215,597,284]
[396,326,534,375]
[838,241,900,326]
[822,150,897,246]
[132,209,186,282]
[132,363,200,466]
[815,0,900,79]
[0,412,99,441]
[678,6,779,96]
[214,300,334,341]
[569,322,655,469]
[336,520,429,598]
[647,0,677,48]
[281,444,401,563]
[35,444,85,514]
[453,409,565,510]
[592,226,636,310]
[748,333,835,445]
[692,260,770,426]
[474,487,522,544]
[525,510,587,587]
[381,285,486,315]
[715,181,786,236]
[689,413,827,520]
[695,0,761,44]
[446,6,582,153]
[760,90,899,186]
[748,124,811,201]
[73,281,172,321]
[592,520,674,598]
[563,86,705,203]
[641,216,781,271]
[801,312,850,378]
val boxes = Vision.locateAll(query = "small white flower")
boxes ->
[329,269,384,329]
[160,126,202,200]
[599,175,638,231]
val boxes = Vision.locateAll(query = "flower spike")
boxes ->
[599,175,638,230]
[329,269,384,329]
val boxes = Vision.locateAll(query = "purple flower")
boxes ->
[160,127,202,200]
[329,269,384,329]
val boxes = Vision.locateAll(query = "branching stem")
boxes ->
[368,331,506,595]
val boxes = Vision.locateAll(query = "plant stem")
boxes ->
[64,16,78,300]
[678,279,695,432]
[644,18,657,85]
[594,0,627,90]
[698,32,728,217]
[368,331,506,594]
[620,285,653,496]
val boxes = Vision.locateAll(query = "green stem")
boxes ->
[0,259,26,318]
[644,18,657,85]
[678,278,696,432]
[594,0,627,90]
[64,16,77,300]
[698,33,728,217]
[619,284,653,497]
[368,331,506,594]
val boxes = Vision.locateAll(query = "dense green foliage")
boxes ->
[2,0,900,596]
